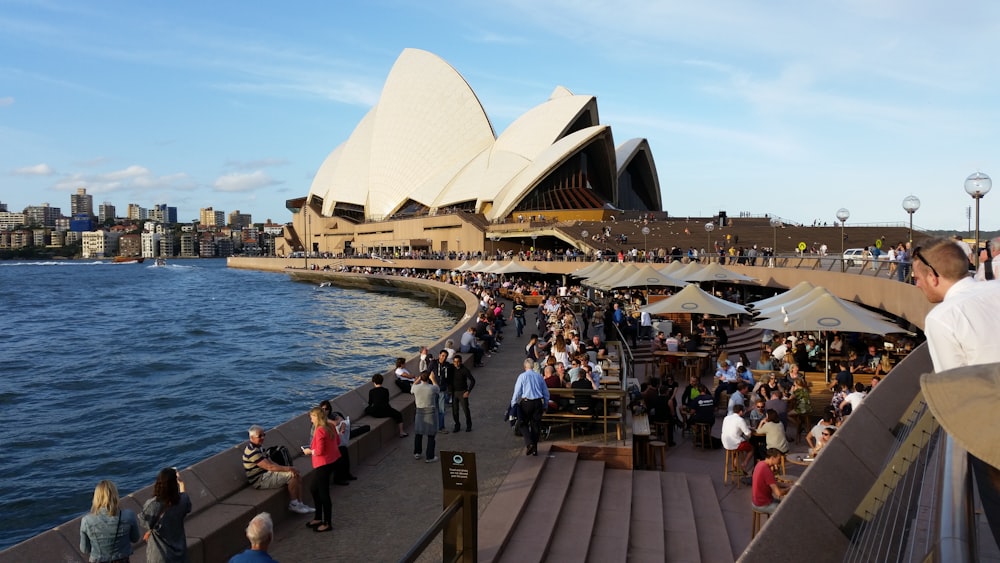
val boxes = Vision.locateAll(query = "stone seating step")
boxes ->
[585,468,633,563]
[628,470,666,562]
[660,472,701,563]
[687,472,735,562]
[546,459,607,561]
[497,451,579,563]
[476,442,554,562]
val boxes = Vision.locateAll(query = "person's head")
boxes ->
[453,354,463,367]
[871,375,881,387]
[822,426,837,440]
[248,424,266,446]
[543,364,555,378]
[755,401,765,412]
[245,512,274,550]
[765,448,783,463]
[438,350,448,363]
[732,404,745,415]
[309,406,328,429]
[765,408,780,423]
[689,374,699,386]
[319,400,333,415]
[523,358,535,372]
[445,339,454,350]
[529,334,538,343]
[418,370,431,383]
[823,407,836,422]
[556,362,566,373]
[419,346,428,357]
[867,344,877,355]
[90,479,120,516]
[153,467,181,505]
[789,364,799,375]
[855,382,865,393]
[372,373,384,386]
[736,382,748,394]
[396,357,406,368]
[912,237,971,302]
[770,390,782,399]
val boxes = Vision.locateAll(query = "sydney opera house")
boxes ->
[278,48,663,257]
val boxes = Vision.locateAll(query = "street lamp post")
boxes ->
[965,171,992,268]
[580,230,589,260]
[901,195,921,247]
[490,235,501,258]
[641,226,650,262]
[836,208,850,272]
[769,217,781,267]
[530,234,538,260]
[704,222,715,263]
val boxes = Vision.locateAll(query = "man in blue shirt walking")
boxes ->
[510,358,550,456]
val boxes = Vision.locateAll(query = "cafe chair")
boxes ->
[751,505,769,539]
[724,448,746,487]
[692,422,712,449]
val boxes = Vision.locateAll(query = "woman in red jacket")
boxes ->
[303,407,340,533]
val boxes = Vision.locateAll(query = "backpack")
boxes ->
[265,445,293,467]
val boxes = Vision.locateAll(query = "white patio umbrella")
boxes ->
[569,261,608,278]
[747,281,816,310]
[493,260,540,275]
[609,264,688,290]
[640,283,749,317]
[584,264,639,290]
[681,261,756,283]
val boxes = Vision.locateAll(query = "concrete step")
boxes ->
[477,442,553,562]
[586,468,634,563]
[686,472,735,562]
[496,451,579,563]
[660,472,701,563]
[547,460,606,562]
[627,470,666,562]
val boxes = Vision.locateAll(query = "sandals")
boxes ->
[306,520,322,528]
[399,432,409,438]
[314,524,333,533]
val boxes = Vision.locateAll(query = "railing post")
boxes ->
[441,451,478,563]
[934,433,975,562]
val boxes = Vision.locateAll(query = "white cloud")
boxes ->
[0,96,12,106]
[224,158,289,170]
[213,170,281,193]
[12,163,54,176]
[52,165,195,196]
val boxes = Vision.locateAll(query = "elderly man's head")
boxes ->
[245,512,274,550]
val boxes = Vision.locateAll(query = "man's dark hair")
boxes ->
[732,404,745,414]
[372,373,384,385]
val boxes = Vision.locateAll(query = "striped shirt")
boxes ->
[242,442,267,486]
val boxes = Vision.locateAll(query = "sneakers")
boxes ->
[425,456,439,463]
[414,453,422,460]
[289,500,314,514]
[438,428,449,434]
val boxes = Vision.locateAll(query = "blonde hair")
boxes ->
[90,480,120,516]
[310,407,329,429]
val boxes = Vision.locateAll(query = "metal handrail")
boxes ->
[931,433,975,562]
[398,495,465,563]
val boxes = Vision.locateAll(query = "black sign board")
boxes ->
[440,451,477,492]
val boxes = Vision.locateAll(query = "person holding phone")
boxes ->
[141,467,192,562]
[301,407,340,533]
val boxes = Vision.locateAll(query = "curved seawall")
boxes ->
[0,261,481,563]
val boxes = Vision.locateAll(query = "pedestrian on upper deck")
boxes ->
[141,467,192,563]
[80,480,141,563]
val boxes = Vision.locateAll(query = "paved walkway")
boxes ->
[268,323,531,562]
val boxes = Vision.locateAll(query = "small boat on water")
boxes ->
[113,256,145,263]
[154,258,167,267]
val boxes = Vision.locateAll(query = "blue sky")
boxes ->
[1,0,998,230]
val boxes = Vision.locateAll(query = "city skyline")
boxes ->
[2,1,999,230]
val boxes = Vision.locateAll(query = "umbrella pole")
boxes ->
[825,338,830,383]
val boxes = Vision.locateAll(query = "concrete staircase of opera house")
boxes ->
[478,443,734,563]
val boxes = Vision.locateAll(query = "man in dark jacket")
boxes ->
[451,354,476,432]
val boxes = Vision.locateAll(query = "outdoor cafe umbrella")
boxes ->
[747,281,817,311]
[640,283,749,317]
[584,264,640,290]
[454,260,474,271]
[754,287,895,325]
[493,260,540,275]
[751,290,907,381]
[609,264,688,290]
[569,260,608,279]
[680,261,756,283]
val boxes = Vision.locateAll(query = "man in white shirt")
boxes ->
[721,404,753,475]
[842,383,866,416]
[913,237,1000,545]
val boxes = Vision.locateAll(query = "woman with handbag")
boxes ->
[141,468,192,563]
[80,479,141,563]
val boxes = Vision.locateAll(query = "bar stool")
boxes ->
[692,423,711,449]
[724,448,746,487]
[651,421,670,442]
[647,440,667,471]
[751,506,769,538]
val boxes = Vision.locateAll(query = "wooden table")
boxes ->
[654,350,711,378]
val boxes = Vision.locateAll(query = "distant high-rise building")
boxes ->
[0,202,7,212]
[199,207,225,228]
[70,188,93,217]
[149,203,176,224]
[99,202,116,224]
[127,203,147,221]
[228,210,252,230]
[24,203,61,227]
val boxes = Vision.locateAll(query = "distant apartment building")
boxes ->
[55,217,71,231]
[69,214,95,232]
[199,232,217,257]
[229,210,252,230]
[159,233,176,258]
[141,231,161,258]
[0,229,33,249]
[199,207,225,228]
[149,203,176,224]
[119,233,141,257]
[32,229,48,247]
[127,203,147,221]
[81,230,121,258]
[179,232,197,257]
[0,201,7,211]
[0,211,27,230]
[64,231,81,246]
[99,202,116,224]
[70,188,93,217]
[24,203,61,227]
[49,230,65,247]
[262,222,285,236]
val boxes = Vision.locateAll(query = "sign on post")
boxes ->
[441,451,478,562]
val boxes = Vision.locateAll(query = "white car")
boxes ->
[843,248,867,266]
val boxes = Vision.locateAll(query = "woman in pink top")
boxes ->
[303,407,341,533]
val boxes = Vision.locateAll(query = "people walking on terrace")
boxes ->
[228,512,278,563]
[751,449,791,513]
[411,370,440,462]
[243,425,314,514]
[511,358,550,456]
[510,297,526,337]
[451,354,476,432]
[141,467,192,563]
[913,236,1000,546]
[301,407,339,533]
[364,373,407,438]
[80,480,141,563]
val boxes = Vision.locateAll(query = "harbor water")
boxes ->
[0,259,458,550]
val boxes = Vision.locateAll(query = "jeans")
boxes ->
[453,394,471,429]
[414,433,436,460]
[514,316,525,337]
[437,392,450,429]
